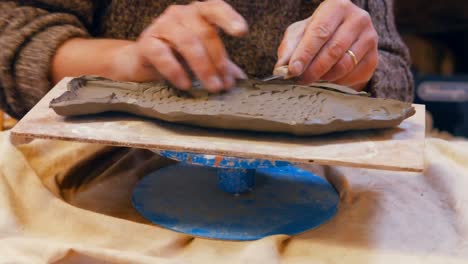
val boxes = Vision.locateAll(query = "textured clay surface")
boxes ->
[49,76,416,136]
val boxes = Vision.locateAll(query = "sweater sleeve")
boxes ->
[355,0,414,102]
[0,1,96,119]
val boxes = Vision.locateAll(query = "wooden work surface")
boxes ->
[11,78,426,172]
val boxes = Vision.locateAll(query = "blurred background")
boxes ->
[395,0,468,137]
[1,0,468,136]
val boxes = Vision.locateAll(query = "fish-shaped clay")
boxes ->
[49,76,415,136]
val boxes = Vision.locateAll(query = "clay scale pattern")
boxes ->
[49,76,416,136]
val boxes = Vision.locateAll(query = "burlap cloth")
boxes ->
[0,130,467,263]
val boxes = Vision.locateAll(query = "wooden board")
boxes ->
[11,78,426,172]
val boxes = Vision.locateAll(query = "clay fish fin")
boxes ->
[306,82,370,96]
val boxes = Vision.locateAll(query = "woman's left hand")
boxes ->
[276,0,378,91]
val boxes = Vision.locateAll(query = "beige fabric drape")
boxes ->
[0,130,467,263]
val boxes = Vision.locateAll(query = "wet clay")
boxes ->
[49,76,416,136]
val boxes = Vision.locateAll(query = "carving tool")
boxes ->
[260,65,291,82]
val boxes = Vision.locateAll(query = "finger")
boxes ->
[288,0,349,76]
[228,60,246,80]
[140,37,191,89]
[334,49,379,88]
[193,0,248,36]
[276,20,306,67]
[114,43,162,83]
[227,58,247,87]
[220,59,247,89]
[155,18,224,92]
[227,59,247,79]
[177,6,233,88]
[299,11,371,84]
[322,36,377,82]
[321,17,378,82]
[130,63,161,83]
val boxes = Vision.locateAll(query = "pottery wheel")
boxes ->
[132,151,339,241]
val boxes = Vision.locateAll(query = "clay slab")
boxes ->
[49,76,415,136]
[11,78,425,172]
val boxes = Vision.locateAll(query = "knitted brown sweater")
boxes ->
[0,0,413,119]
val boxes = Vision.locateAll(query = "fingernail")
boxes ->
[208,76,223,91]
[237,69,247,79]
[231,21,247,33]
[231,64,247,79]
[240,72,247,80]
[291,61,304,75]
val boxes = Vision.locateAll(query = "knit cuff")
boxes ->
[367,50,414,102]
[0,7,89,119]
[13,25,89,118]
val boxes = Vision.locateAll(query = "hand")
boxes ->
[276,0,378,91]
[113,0,248,92]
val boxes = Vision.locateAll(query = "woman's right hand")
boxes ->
[112,0,248,92]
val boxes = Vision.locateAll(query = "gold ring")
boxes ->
[346,49,358,66]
